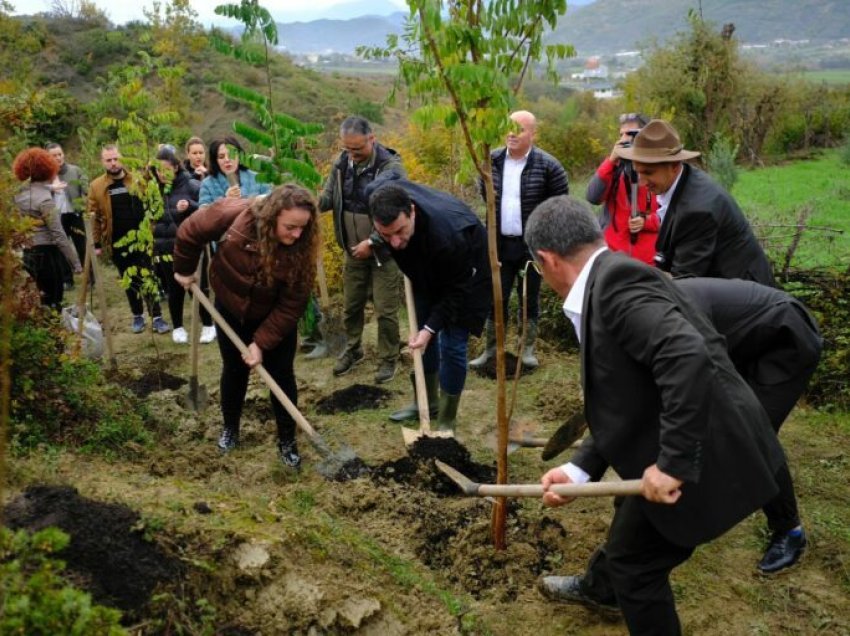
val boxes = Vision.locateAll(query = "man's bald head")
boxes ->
[507,110,537,158]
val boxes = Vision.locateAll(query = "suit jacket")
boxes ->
[675,277,822,430]
[655,165,774,285]
[571,251,785,548]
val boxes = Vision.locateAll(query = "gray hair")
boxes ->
[340,116,372,137]
[525,195,603,259]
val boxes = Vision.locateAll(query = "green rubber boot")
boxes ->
[469,319,496,369]
[389,372,439,422]
[436,391,461,432]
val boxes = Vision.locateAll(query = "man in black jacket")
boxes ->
[368,180,491,431]
[527,195,785,635]
[615,119,774,286]
[318,116,405,383]
[471,110,569,370]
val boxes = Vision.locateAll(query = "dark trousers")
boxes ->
[216,301,298,444]
[492,236,541,324]
[60,213,87,284]
[154,257,212,329]
[576,497,694,636]
[110,247,162,318]
[23,245,65,310]
[414,294,470,395]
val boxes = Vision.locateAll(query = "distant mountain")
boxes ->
[548,0,850,55]
[267,0,848,57]
[276,13,406,55]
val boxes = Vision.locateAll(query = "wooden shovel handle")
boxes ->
[316,251,330,308]
[190,282,322,445]
[477,479,643,498]
[404,276,431,431]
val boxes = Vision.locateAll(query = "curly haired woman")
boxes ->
[173,184,318,468]
[13,147,82,309]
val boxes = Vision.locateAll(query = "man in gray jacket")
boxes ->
[319,116,406,384]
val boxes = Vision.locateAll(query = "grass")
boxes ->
[796,69,850,85]
[732,149,850,270]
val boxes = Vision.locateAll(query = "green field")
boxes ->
[797,69,850,85]
[734,149,850,270]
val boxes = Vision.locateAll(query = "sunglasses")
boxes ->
[619,113,643,124]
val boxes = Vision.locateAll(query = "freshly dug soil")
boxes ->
[123,370,186,397]
[3,485,180,619]
[313,383,392,414]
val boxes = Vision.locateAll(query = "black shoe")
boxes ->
[218,427,239,454]
[278,440,301,469]
[538,575,619,614]
[758,529,807,574]
[374,361,397,384]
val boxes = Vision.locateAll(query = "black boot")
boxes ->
[218,425,239,454]
[278,439,301,469]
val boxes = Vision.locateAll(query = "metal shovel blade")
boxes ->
[541,412,588,461]
[182,376,209,411]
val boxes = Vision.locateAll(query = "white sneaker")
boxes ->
[172,326,189,344]
[200,325,217,344]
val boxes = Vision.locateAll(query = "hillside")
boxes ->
[548,0,850,55]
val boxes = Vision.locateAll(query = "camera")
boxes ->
[618,129,640,149]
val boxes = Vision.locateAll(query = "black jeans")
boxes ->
[23,245,65,310]
[154,256,212,329]
[110,246,162,318]
[215,300,298,444]
[493,236,541,324]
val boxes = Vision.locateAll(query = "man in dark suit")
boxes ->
[368,180,491,431]
[616,119,774,286]
[526,196,786,635]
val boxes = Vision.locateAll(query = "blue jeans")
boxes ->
[415,296,469,395]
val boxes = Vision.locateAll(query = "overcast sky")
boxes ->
[14,0,409,25]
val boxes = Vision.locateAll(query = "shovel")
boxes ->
[190,283,357,471]
[541,412,588,461]
[401,275,453,446]
[435,460,642,498]
[182,259,208,411]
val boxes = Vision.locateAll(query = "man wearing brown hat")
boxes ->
[616,119,773,286]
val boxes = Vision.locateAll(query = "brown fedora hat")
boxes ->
[615,119,701,163]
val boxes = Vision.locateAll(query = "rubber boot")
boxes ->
[521,320,539,369]
[389,372,438,422]
[469,319,496,369]
[436,391,461,432]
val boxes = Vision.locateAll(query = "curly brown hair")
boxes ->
[252,184,319,291]
[13,148,59,183]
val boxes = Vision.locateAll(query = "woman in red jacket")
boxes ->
[586,113,660,265]
[173,184,319,468]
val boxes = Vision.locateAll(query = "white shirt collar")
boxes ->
[656,163,685,209]
[506,146,532,162]
[562,246,608,343]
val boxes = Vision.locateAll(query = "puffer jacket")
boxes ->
[153,169,200,256]
[198,169,271,207]
[173,198,311,351]
[15,181,81,269]
[481,145,569,237]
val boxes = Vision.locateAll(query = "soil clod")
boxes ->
[314,384,392,414]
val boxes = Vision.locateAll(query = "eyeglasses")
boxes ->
[619,113,642,124]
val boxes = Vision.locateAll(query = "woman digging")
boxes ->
[173,184,319,468]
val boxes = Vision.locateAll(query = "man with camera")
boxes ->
[616,119,773,285]
[586,113,660,265]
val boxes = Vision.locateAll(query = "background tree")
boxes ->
[365,0,572,549]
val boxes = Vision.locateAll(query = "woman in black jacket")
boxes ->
[153,145,215,344]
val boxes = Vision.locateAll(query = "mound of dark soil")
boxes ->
[313,384,392,414]
[472,351,534,379]
[4,485,180,619]
[370,437,496,495]
[123,370,186,397]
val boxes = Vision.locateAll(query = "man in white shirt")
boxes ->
[471,110,569,370]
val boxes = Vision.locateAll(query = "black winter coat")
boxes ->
[154,169,200,257]
[481,146,569,237]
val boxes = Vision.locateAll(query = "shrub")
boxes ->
[706,134,740,192]
[9,313,152,455]
[840,133,850,166]
[0,527,124,635]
